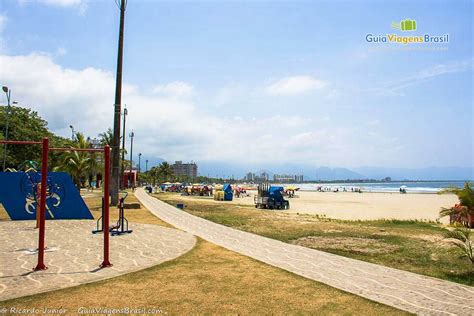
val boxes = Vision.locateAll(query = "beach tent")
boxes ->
[223,183,233,201]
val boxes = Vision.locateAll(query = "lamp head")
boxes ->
[2,86,8,93]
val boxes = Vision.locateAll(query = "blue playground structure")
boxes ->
[0,171,93,220]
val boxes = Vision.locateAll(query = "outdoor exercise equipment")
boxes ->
[92,191,132,236]
[110,191,133,236]
[0,138,112,270]
[254,183,290,210]
[92,197,106,234]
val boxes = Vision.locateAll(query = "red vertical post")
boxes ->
[34,137,48,271]
[101,145,112,268]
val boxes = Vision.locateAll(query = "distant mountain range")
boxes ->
[313,167,366,181]
[354,166,474,181]
[198,164,473,181]
[145,159,473,181]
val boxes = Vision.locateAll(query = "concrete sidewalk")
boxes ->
[136,189,474,316]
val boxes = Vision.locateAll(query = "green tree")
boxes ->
[54,133,93,190]
[0,106,55,168]
[443,228,474,266]
[158,162,174,182]
[98,128,113,147]
[439,183,474,227]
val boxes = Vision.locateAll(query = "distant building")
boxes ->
[254,172,269,182]
[295,175,304,183]
[172,161,197,179]
[245,172,256,181]
[273,174,304,183]
[382,177,392,182]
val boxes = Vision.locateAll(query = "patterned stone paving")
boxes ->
[0,220,196,301]
[136,189,474,316]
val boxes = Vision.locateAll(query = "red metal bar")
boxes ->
[100,145,112,268]
[0,140,41,145]
[34,137,48,271]
[49,148,104,152]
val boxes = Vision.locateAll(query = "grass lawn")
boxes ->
[154,193,474,286]
[0,191,406,314]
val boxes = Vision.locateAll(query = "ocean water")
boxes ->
[292,181,471,194]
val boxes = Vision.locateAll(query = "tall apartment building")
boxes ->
[172,161,198,179]
[273,174,304,183]
[245,172,256,181]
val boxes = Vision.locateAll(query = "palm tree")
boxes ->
[148,166,159,186]
[439,183,474,227]
[443,228,474,266]
[158,162,174,182]
[98,128,113,146]
[54,132,93,190]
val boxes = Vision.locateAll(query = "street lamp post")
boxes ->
[145,159,148,172]
[2,86,11,171]
[120,106,127,189]
[128,130,134,188]
[69,125,75,141]
[138,153,141,186]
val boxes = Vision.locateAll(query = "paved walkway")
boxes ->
[0,220,196,301]
[136,189,474,316]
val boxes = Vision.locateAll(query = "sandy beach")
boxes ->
[193,191,459,223]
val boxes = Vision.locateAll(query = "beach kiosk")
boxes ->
[223,183,233,201]
[213,184,233,201]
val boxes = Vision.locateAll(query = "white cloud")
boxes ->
[0,14,6,33]
[56,47,67,56]
[368,59,473,96]
[0,53,410,168]
[264,75,327,96]
[0,13,7,53]
[152,81,194,97]
[18,0,88,14]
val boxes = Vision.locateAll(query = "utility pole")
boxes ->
[111,0,127,205]
[2,86,11,171]
[129,130,134,188]
[138,153,142,186]
[120,105,127,189]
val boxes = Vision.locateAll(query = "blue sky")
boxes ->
[0,0,472,174]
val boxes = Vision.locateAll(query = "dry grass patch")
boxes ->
[3,239,405,315]
[292,236,401,254]
[155,192,474,285]
[1,191,406,314]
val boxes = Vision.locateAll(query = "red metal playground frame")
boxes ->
[0,137,112,270]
